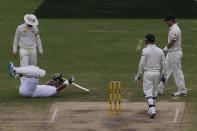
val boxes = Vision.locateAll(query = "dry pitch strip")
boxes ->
[0,81,185,131]
[0,102,185,131]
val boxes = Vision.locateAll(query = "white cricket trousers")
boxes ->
[20,47,37,67]
[158,51,186,92]
[143,71,160,106]
[143,71,160,98]
[15,66,46,78]
[16,66,57,97]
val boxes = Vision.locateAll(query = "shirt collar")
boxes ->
[147,44,156,47]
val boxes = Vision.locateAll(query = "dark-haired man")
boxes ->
[135,34,167,118]
[158,16,187,96]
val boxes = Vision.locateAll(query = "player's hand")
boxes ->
[134,73,141,83]
[163,46,168,56]
[163,50,168,57]
[38,52,43,58]
[161,74,166,84]
[12,52,17,58]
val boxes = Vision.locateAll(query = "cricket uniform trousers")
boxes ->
[15,66,46,78]
[143,71,160,100]
[19,77,57,97]
[20,47,37,67]
[16,66,57,97]
[159,51,186,91]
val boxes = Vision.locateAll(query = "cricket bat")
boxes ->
[72,82,90,92]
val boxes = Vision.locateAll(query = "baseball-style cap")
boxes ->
[145,33,155,43]
[24,14,38,26]
[164,15,175,21]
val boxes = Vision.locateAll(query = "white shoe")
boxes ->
[8,61,17,78]
[172,90,187,96]
[148,107,156,119]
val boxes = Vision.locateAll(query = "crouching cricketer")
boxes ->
[135,34,167,118]
[8,61,74,97]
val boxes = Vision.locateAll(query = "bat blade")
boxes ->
[72,82,90,92]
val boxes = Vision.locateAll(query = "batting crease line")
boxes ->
[50,108,58,123]
[173,108,179,123]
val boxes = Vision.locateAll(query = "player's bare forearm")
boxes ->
[166,39,176,49]
[56,84,66,92]
[45,80,54,85]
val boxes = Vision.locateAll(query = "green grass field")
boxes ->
[0,0,197,130]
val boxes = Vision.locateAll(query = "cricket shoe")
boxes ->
[148,107,156,119]
[8,61,17,78]
[172,90,187,97]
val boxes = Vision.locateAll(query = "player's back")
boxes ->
[143,44,164,71]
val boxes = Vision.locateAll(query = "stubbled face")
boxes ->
[165,20,174,27]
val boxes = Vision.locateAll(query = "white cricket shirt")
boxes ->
[168,23,182,52]
[138,44,167,74]
[13,23,43,53]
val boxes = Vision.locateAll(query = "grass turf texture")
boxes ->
[0,0,197,130]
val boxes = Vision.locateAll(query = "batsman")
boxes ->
[135,34,167,118]
[8,61,89,97]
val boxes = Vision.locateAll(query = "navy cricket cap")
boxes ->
[145,33,155,43]
[164,15,175,21]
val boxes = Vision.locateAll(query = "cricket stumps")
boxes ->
[109,81,121,113]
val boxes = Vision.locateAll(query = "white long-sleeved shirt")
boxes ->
[137,44,167,74]
[13,23,43,53]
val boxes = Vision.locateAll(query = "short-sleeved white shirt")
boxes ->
[168,23,182,52]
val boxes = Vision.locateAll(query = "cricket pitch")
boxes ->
[0,102,185,131]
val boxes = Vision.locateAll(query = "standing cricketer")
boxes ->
[158,16,187,96]
[13,14,43,67]
[135,34,167,118]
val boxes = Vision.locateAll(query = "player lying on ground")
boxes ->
[135,34,167,119]
[8,61,74,97]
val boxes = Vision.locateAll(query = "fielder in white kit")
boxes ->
[158,16,187,96]
[135,34,167,118]
[8,61,74,97]
[13,14,43,66]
